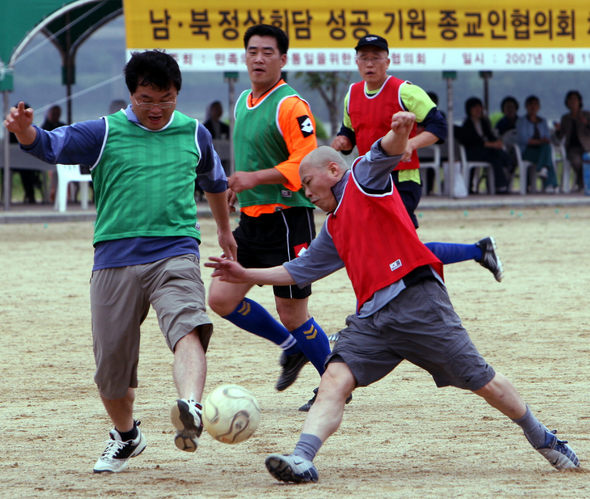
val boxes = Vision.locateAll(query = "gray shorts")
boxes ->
[328,277,495,391]
[90,254,212,399]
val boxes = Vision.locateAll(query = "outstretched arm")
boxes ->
[205,256,295,286]
[4,102,37,145]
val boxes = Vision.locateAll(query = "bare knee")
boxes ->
[207,281,243,316]
[275,298,309,331]
[318,363,355,402]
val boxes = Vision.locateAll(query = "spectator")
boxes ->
[516,95,559,193]
[459,96,513,193]
[554,90,590,192]
[42,105,66,202]
[10,102,41,204]
[203,100,230,139]
[495,95,519,146]
[108,99,127,114]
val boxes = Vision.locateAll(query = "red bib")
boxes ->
[349,76,419,170]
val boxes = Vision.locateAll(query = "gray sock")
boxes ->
[293,433,323,462]
[512,406,549,449]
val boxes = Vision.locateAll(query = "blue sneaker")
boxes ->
[536,430,580,470]
[265,453,319,483]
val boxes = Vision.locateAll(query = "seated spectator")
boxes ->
[495,96,519,146]
[516,95,559,193]
[554,90,590,192]
[11,102,41,204]
[459,96,513,193]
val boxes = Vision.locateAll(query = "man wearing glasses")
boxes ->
[330,35,504,282]
[331,35,446,228]
[4,50,236,473]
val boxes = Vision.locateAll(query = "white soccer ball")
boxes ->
[202,384,261,444]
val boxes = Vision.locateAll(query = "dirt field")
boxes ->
[1,206,589,498]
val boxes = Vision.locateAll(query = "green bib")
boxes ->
[233,84,314,209]
[92,110,201,244]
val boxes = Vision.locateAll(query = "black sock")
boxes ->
[118,423,138,441]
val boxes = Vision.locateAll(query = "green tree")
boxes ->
[295,71,353,138]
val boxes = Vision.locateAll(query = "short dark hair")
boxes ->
[465,96,483,115]
[565,90,583,108]
[124,50,182,94]
[500,96,519,112]
[243,24,289,55]
[524,95,539,106]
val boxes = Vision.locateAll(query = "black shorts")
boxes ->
[234,206,316,299]
[393,172,422,229]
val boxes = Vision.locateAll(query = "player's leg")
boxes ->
[474,373,579,470]
[208,215,304,363]
[275,295,330,380]
[91,266,148,473]
[397,276,578,470]
[209,277,296,346]
[265,362,355,483]
[148,254,211,453]
[425,237,504,282]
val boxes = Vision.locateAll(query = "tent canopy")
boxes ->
[2,0,123,209]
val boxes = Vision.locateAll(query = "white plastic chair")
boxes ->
[54,164,92,212]
[418,144,442,195]
[553,142,573,193]
[458,144,495,194]
[510,144,538,195]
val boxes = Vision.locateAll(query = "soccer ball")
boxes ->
[202,384,261,444]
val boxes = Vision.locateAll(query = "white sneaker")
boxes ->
[93,421,146,473]
[538,167,549,179]
[171,399,203,452]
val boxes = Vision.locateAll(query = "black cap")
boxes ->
[354,34,389,53]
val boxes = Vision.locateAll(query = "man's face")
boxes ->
[245,35,287,91]
[299,161,340,213]
[355,46,390,89]
[130,84,177,130]
[525,99,540,117]
[503,101,518,118]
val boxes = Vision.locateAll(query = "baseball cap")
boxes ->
[354,34,389,53]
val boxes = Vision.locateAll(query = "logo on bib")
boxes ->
[389,259,402,271]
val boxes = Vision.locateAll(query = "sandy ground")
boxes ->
[1,206,589,498]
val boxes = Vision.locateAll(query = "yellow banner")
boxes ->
[123,0,590,70]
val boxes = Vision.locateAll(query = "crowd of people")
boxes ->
[3,25,581,481]
[456,91,590,194]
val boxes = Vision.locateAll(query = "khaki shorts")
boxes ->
[90,254,212,399]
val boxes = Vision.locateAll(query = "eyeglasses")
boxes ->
[356,56,388,64]
[132,97,176,110]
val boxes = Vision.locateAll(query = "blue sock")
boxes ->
[293,433,323,462]
[289,317,331,376]
[224,298,299,351]
[425,242,482,264]
[512,406,549,449]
